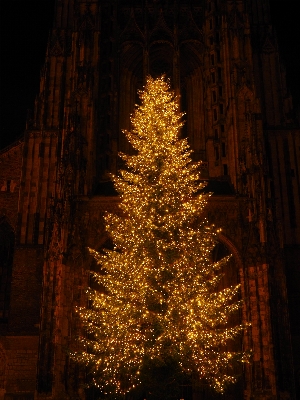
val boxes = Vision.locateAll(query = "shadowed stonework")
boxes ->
[0,1,299,399]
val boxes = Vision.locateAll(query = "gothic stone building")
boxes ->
[0,0,299,399]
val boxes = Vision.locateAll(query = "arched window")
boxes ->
[0,219,15,321]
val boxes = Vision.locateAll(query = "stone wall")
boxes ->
[0,143,42,399]
[0,336,38,400]
[7,247,44,336]
[0,142,23,230]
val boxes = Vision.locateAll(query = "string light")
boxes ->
[71,76,250,395]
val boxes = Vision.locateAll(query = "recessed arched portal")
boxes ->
[188,235,246,400]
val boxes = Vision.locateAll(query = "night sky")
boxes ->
[0,0,299,150]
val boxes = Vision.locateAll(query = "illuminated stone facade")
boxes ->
[0,0,299,399]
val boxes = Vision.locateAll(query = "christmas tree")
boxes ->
[72,76,249,397]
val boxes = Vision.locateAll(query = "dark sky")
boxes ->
[0,0,299,150]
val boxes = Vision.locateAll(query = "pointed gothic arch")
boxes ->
[206,234,246,399]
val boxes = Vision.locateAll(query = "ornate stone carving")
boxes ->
[60,119,87,199]
[27,130,58,139]
[49,30,64,56]
[262,36,276,54]
[77,61,94,90]
[120,9,145,43]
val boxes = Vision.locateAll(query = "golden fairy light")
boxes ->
[71,76,250,395]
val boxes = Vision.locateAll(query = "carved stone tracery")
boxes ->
[6,1,296,399]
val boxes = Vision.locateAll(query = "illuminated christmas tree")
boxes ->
[72,76,249,397]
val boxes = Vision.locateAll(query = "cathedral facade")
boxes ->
[0,0,299,399]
